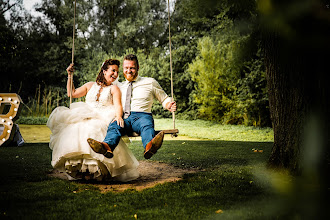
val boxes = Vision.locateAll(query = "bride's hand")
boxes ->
[66,63,74,76]
[112,116,124,128]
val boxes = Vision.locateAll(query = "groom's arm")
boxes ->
[151,79,176,112]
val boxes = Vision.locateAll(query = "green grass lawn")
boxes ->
[18,118,274,143]
[154,119,274,142]
[1,120,325,219]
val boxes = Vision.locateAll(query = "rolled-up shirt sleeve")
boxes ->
[152,79,171,109]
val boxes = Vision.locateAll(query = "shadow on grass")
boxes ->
[130,140,273,169]
[0,143,52,183]
[0,141,275,219]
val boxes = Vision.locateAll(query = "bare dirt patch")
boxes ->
[49,161,198,193]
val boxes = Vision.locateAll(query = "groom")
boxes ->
[88,54,176,159]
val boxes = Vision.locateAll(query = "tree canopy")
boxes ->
[1,0,269,126]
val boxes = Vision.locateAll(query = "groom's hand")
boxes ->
[166,101,176,112]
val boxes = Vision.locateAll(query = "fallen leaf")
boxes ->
[215,209,223,214]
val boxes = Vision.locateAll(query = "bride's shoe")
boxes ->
[144,131,165,159]
[87,138,113,158]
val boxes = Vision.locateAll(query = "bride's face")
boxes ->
[103,65,119,85]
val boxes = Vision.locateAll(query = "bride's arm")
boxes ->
[111,85,124,127]
[67,81,93,98]
[66,64,93,98]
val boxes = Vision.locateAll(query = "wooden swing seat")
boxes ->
[128,129,179,137]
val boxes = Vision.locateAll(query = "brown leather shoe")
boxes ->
[87,138,113,158]
[144,131,165,159]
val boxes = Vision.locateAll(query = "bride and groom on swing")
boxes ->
[47,54,177,182]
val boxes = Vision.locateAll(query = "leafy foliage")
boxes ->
[185,0,269,126]
[188,34,241,121]
[1,0,270,126]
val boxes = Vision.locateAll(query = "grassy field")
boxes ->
[18,118,274,143]
[0,120,325,219]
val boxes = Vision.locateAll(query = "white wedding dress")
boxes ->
[47,83,139,182]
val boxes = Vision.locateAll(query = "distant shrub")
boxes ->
[16,117,48,125]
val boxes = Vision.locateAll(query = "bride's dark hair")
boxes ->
[96,59,120,86]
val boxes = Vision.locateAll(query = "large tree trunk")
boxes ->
[264,36,305,173]
[261,1,330,174]
[261,2,330,218]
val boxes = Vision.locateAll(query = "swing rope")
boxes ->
[70,0,76,105]
[167,0,176,131]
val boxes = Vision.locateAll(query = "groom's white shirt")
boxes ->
[117,75,171,113]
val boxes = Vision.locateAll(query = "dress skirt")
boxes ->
[47,102,139,182]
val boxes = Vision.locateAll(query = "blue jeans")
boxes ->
[103,112,155,150]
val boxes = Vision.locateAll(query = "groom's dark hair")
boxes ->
[124,54,139,67]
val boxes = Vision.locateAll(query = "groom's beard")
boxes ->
[124,72,138,81]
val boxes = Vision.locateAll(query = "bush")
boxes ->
[16,116,48,125]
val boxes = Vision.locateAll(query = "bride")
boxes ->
[47,59,139,182]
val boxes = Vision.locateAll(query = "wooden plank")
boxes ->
[157,129,179,134]
[128,129,179,137]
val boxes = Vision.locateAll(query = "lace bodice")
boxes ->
[85,83,113,109]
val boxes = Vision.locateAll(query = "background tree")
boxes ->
[188,34,242,122]
[0,0,24,94]
[176,0,269,125]
[1,0,270,126]
[90,0,168,55]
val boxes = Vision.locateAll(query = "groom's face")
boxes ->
[123,60,139,82]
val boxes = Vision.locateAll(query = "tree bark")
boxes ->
[262,2,330,174]
[264,34,306,173]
